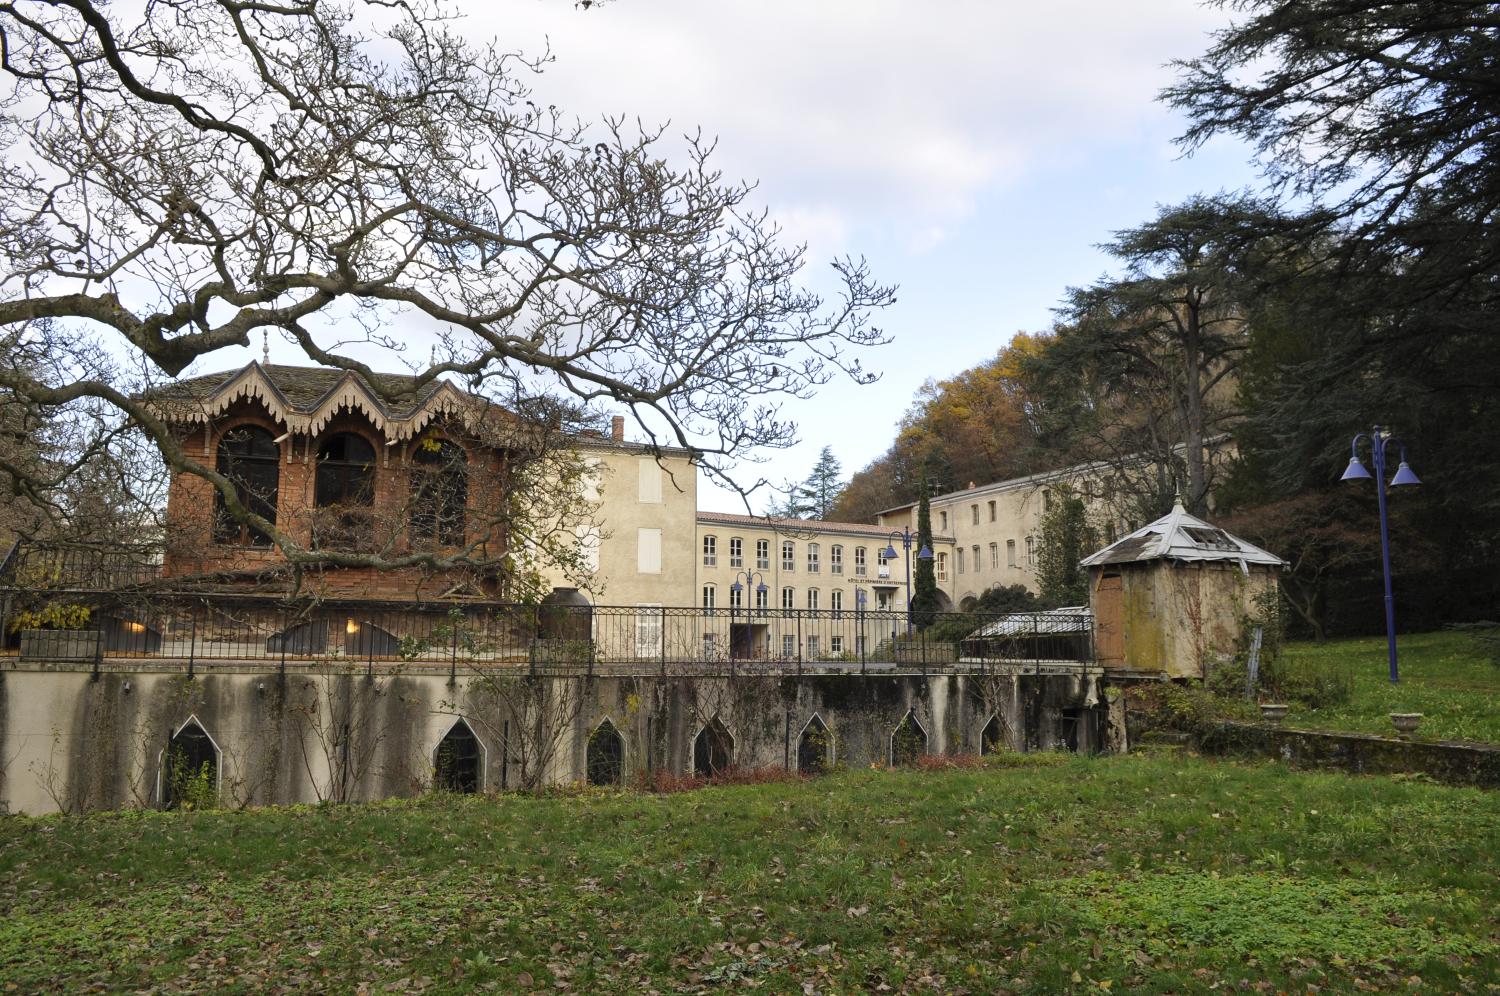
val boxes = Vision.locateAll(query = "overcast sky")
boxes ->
[464,0,1261,511]
[229,1,1258,511]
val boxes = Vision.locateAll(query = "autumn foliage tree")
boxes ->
[833,334,1048,520]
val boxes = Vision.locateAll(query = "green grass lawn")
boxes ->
[2,753,1497,993]
[1243,630,1500,743]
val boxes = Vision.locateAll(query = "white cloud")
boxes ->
[475,0,1230,257]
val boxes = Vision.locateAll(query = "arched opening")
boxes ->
[586,718,625,786]
[266,618,328,655]
[890,710,927,767]
[163,718,219,810]
[797,714,832,776]
[214,425,279,546]
[410,437,467,546]
[343,619,401,657]
[981,715,1005,755]
[104,616,162,654]
[313,432,376,550]
[434,719,482,793]
[693,715,734,778]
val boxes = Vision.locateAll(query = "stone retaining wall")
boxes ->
[1195,722,1500,788]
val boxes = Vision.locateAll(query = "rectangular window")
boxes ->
[1007,539,1017,567]
[782,541,795,571]
[939,510,948,532]
[830,589,843,616]
[988,500,996,522]
[807,635,819,658]
[957,548,965,574]
[637,528,662,573]
[854,546,867,575]
[877,547,890,567]
[756,539,770,570]
[635,604,662,656]
[755,587,769,612]
[937,552,948,582]
[989,542,999,569]
[781,587,795,611]
[702,585,716,610]
[972,504,979,525]
[807,588,819,611]
[973,545,981,571]
[729,537,743,568]
[729,584,743,609]
[702,535,717,567]
[702,632,716,658]
[1026,535,1036,567]
[782,634,796,657]
[637,458,662,503]
[831,635,843,654]
[577,526,600,573]
[830,544,843,574]
[807,543,820,573]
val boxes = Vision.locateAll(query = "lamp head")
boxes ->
[1390,460,1421,487]
[881,545,899,560]
[756,581,768,594]
[917,544,933,560]
[1340,456,1373,482]
[730,580,743,593]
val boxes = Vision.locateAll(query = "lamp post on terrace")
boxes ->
[729,570,768,664]
[1340,425,1422,684]
[855,586,868,674]
[881,526,933,638]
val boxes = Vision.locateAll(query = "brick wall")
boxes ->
[162,406,510,600]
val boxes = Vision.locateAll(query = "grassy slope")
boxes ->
[1239,630,1500,743]
[1,754,1497,993]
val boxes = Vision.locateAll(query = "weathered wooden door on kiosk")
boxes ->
[1094,571,1124,667]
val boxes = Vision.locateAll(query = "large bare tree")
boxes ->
[0,0,893,570]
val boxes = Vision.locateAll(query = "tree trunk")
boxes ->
[1182,292,1207,515]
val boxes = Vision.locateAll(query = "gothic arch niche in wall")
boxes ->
[890,710,927,767]
[797,714,832,776]
[434,719,484,793]
[693,715,734,778]
[980,714,1006,755]
[161,716,220,810]
[586,718,625,786]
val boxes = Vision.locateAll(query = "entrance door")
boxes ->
[1094,572,1124,666]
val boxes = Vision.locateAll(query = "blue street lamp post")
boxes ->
[881,527,934,638]
[855,586,868,674]
[1340,425,1422,684]
[729,570,768,667]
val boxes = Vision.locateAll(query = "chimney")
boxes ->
[611,415,625,442]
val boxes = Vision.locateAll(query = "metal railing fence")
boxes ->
[2,593,1094,676]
